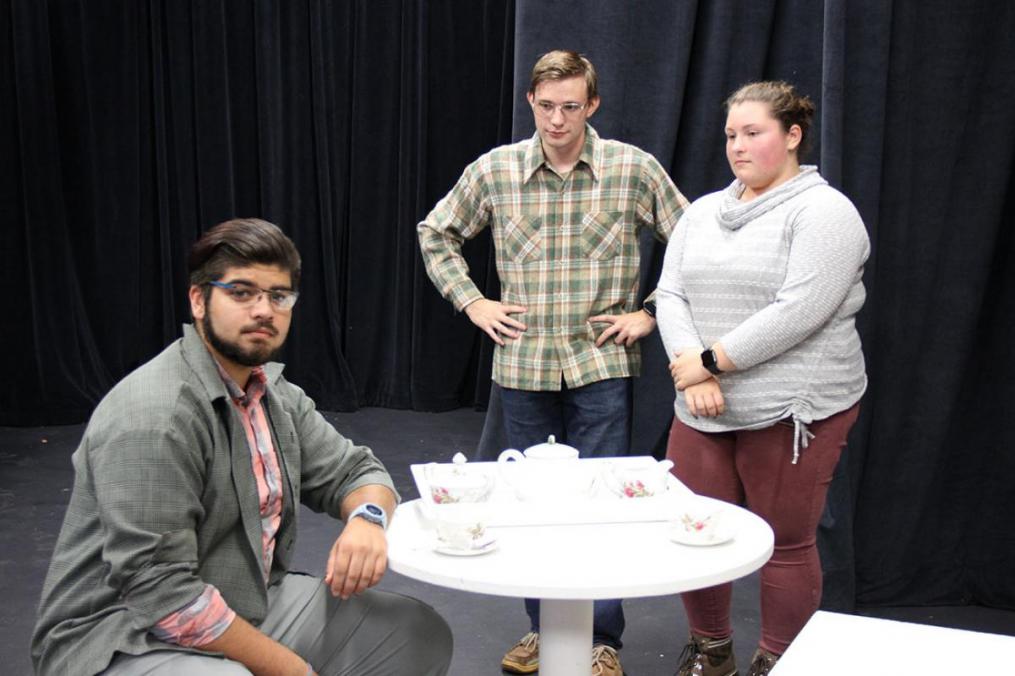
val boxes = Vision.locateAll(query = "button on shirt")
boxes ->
[418,125,688,391]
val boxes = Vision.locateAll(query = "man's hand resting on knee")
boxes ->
[325,516,389,600]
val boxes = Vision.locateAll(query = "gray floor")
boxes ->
[3,408,1014,675]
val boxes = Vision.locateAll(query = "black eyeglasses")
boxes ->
[207,280,299,311]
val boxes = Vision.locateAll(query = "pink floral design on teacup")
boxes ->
[623,480,652,498]
[431,487,458,504]
[681,513,713,532]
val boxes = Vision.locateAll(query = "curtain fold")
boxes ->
[5,0,113,423]
[847,0,1015,609]
[2,0,514,422]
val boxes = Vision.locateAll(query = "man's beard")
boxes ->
[202,312,283,367]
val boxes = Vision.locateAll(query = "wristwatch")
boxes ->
[349,502,388,530]
[642,300,657,317]
[701,348,723,375]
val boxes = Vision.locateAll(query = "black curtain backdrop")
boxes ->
[4,0,1014,612]
[2,0,513,423]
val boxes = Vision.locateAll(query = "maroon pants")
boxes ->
[666,404,859,655]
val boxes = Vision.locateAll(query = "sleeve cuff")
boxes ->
[150,584,236,647]
[448,282,484,312]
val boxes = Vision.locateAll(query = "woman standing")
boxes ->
[657,81,869,676]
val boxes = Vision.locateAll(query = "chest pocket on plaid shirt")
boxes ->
[501,215,543,263]
[581,211,624,260]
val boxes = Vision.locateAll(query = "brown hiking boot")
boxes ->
[592,643,624,676]
[746,648,779,676]
[501,631,539,674]
[675,633,737,676]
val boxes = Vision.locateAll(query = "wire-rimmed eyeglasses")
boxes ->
[532,100,588,118]
[207,280,299,311]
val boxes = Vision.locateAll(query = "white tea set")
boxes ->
[423,436,676,505]
[419,440,707,555]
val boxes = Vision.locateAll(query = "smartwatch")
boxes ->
[642,300,657,317]
[701,348,723,375]
[349,502,388,530]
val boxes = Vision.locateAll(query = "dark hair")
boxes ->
[188,218,301,291]
[529,50,598,100]
[725,81,816,158]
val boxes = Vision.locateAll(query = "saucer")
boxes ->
[434,537,499,557]
[668,526,734,547]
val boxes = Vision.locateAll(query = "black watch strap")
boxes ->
[701,348,723,375]
[642,300,656,317]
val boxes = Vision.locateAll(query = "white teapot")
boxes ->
[496,436,591,502]
[497,435,580,463]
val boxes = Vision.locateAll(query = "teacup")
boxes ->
[424,462,494,504]
[434,505,491,551]
[602,459,674,498]
[676,500,724,543]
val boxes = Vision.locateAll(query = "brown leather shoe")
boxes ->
[675,633,738,676]
[592,643,624,676]
[501,631,539,674]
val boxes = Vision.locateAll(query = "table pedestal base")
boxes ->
[540,599,593,675]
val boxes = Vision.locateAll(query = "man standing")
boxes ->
[32,219,452,675]
[418,50,688,676]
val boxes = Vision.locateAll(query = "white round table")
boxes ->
[387,497,774,676]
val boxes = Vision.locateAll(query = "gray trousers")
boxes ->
[102,573,453,676]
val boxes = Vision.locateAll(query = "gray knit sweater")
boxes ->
[656,166,869,461]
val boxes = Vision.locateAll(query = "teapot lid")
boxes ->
[426,456,491,489]
[525,434,579,454]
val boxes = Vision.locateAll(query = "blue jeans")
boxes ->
[500,377,630,650]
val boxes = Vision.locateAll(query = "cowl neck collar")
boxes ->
[718,165,825,231]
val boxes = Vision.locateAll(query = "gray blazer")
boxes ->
[31,325,397,675]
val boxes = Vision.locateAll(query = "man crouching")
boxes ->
[32,218,452,676]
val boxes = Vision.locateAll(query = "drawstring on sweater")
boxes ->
[792,416,815,464]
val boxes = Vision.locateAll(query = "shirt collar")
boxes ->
[213,359,267,408]
[180,324,285,402]
[522,124,602,183]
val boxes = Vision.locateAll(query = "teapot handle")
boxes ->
[658,459,675,473]
[497,448,525,463]
[600,461,625,497]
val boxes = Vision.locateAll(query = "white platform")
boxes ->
[772,610,1015,675]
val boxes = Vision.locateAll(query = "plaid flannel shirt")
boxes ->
[418,125,688,391]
